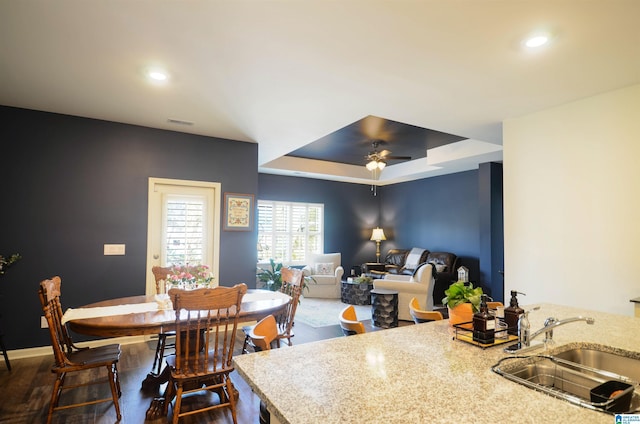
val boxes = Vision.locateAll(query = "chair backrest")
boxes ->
[248,315,278,351]
[276,267,304,336]
[487,301,503,309]
[168,283,247,376]
[308,253,341,273]
[339,305,365,336]
[152,266,172,294]
[409,297,443,324]
[38,276,75,366]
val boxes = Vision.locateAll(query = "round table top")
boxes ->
[67,289,291,338]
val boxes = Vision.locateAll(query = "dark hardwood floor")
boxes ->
[0,318,408,423]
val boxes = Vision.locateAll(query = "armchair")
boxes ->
[373,263,434,321]
[302,253,344,299]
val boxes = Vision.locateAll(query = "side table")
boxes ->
[370,288,398,328]
[341,280,373,305]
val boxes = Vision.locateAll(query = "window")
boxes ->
[257,200,323,264]
[163,194,207,265]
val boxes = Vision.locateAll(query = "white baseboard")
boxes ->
[4,335,148,361]
[4,321,258,362]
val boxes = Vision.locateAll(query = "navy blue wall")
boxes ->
[257,174,381,274]
[259,170,504,299]
[382,171,480,276]
[0,106,258,349]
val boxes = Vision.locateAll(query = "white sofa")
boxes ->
[373,263,434,321]
[302,253,344,299]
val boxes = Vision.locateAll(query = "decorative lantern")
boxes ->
[457,266,469,283]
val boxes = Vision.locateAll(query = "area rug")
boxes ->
[295,297,371,328]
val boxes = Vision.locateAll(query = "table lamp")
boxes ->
[370,227,386,262]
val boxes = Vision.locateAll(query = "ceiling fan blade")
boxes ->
[385,155,412,160]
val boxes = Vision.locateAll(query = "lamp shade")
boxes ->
[370,227,386,242]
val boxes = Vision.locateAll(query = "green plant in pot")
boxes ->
[442,281,483,328]
[256,259,315,297]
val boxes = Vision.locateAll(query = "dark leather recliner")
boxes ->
[362,249,459,307]
[361,249,430,277]
[426,252,459,307]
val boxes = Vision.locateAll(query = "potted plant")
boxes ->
[256,259,315,297]
[352,275,373,285]
[442,280,483,328]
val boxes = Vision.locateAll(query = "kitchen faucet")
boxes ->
[530,316,595,345]
[505,311,595,354]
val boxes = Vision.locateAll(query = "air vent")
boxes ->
[167,118,194,126]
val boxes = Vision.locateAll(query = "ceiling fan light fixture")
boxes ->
[366,160,378,171]
[377,160,386,170]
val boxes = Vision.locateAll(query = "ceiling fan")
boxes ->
[365,140,411,170]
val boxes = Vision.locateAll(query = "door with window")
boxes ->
[146,178,221,295]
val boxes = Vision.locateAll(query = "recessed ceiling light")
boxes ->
[144,67,170,83]
[525,35,549,48]
[148,71,168,81]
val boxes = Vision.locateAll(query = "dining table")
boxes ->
[64,288,292,419]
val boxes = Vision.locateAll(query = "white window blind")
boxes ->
[163,194,207,265]
[257,200,323,264]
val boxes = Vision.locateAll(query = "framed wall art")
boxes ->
[223,192,254,231]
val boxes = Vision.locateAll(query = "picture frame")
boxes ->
[223,192,254,231]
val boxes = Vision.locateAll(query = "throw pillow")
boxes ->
[315,263,334,275]
[435,264,447,273]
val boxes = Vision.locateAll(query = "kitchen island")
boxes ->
[233,303,639,424]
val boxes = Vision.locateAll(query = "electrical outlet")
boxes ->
[104,244,126,255]
[41,316,48,328]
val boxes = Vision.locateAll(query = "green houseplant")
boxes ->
[256,259,314,296]
[442,281,483,328]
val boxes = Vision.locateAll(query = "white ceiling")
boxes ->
[1,1,639,185]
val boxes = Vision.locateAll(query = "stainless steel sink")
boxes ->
[493,344,640,414]
[552,343,640,383]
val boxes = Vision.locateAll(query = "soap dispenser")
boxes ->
[504,291,525,336]
[473,294,495,344]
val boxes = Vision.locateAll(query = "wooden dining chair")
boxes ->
[242,267,303,353]
[339,305,366,336]
[163,283,247,424]
[151,265,175,375]
[409,297,444,324]
[38,276,122,424]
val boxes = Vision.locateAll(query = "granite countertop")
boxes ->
[233,303,639,424]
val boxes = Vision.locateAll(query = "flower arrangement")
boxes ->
[168,264,215,288]
[0,253,21,277]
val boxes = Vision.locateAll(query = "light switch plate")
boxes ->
[104,244,126,255]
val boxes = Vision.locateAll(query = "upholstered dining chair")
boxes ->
[409,297,444,324]
[245,314,283,424]
[247,314,279,352]
[151,266,175,375]
[38,276,122,424]
[339,305,366,336]
[164,283,247,424]
[242,267,303,353]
